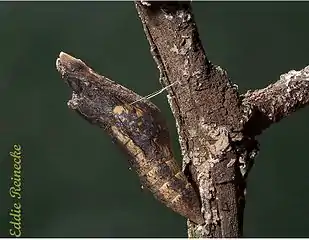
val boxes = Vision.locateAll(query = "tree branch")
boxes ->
[55,1,309,238]
[243,66,309,136]
[135,1,251,238]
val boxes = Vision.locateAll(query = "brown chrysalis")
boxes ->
[56,52,204,225]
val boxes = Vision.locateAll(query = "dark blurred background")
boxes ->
[0,2,309,237]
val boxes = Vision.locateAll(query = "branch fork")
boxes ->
[56,1,309,238]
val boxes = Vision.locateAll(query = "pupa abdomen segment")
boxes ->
[110,103,204,225]
[56,52,204,225]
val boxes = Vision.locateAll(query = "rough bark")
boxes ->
[56,1,309,238]
[134,1,309,237]
[135,1,249,237]
[243,66,309,136]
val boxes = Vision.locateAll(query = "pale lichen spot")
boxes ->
[165,14,174,20]
[140,0,151,6]
[67,92,81,110]
[170,44,179,54]
[196,225,204,231]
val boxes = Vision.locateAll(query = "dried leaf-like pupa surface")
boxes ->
[56,52,204,224]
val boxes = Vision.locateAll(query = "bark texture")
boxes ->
[136,2,250,237]
[56,1,309,238]
[243,67,309,136]
[134,1,309,238]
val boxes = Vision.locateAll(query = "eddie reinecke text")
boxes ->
[9,144,22,237]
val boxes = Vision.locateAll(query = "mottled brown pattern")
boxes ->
[56,52,204,225]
